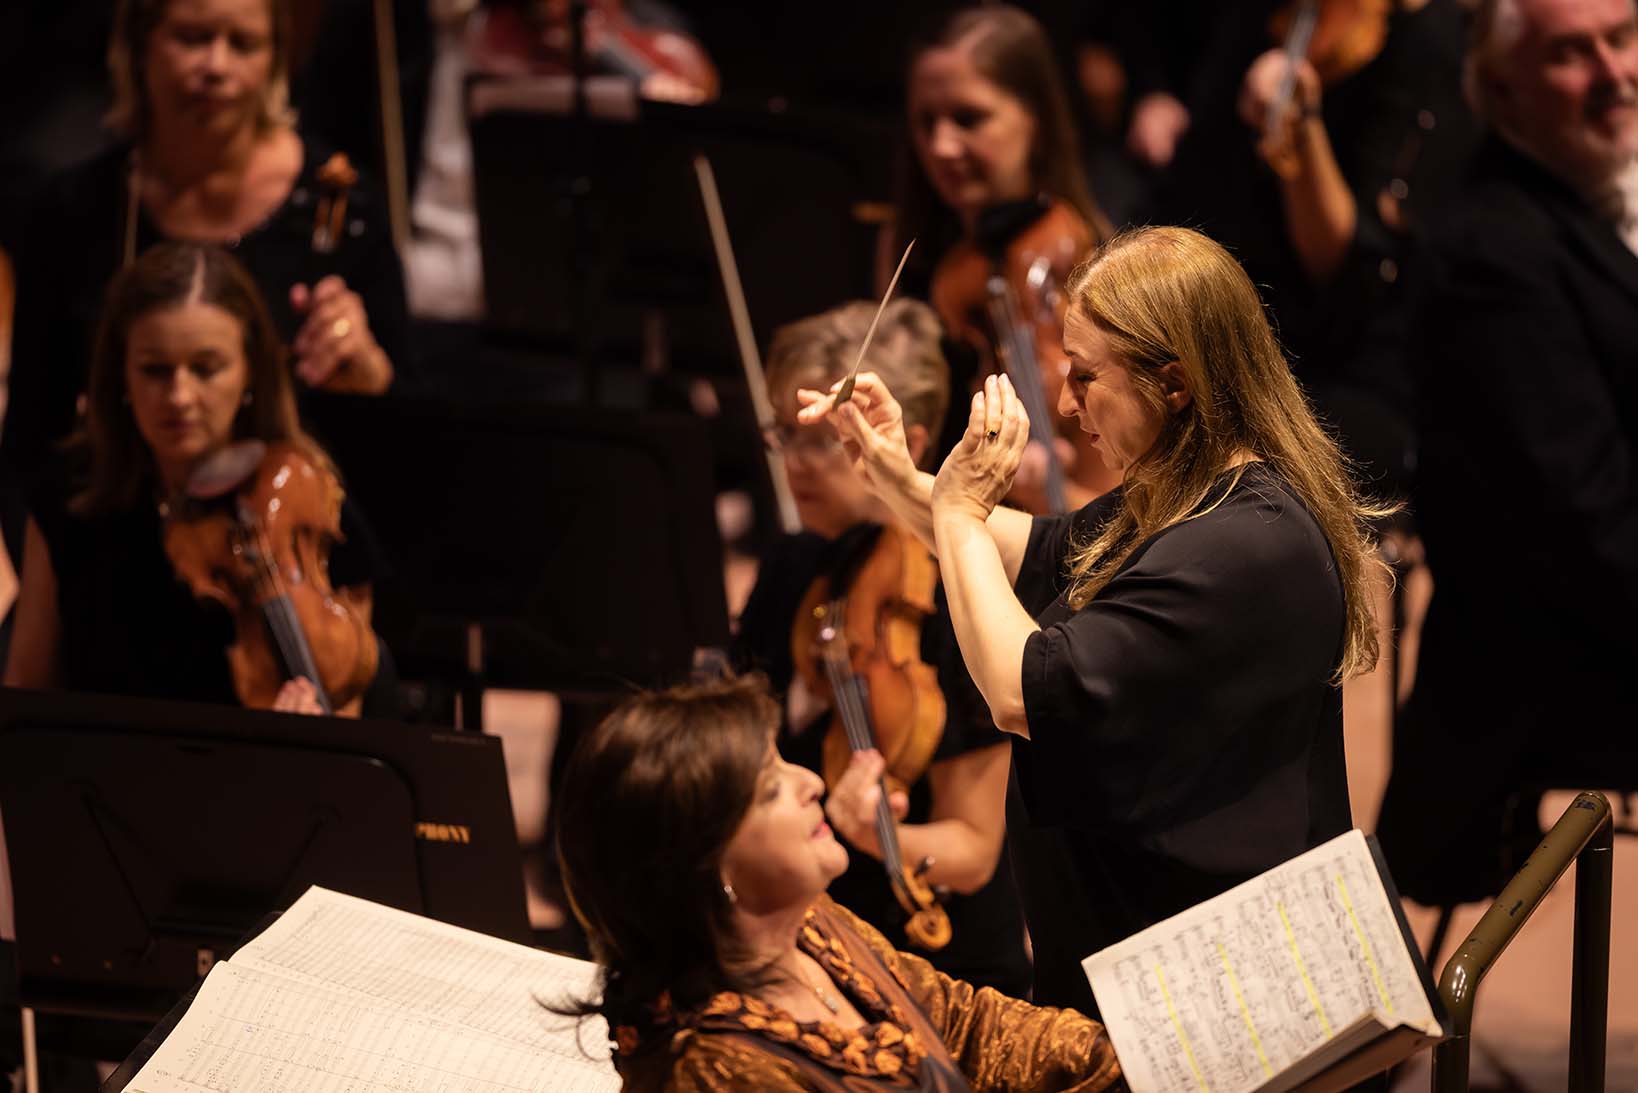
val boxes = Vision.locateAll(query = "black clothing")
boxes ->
[3,132,412,479]
[29,467,387,711]
[734,526,1032,998]
[1378,136,1638,904]
[1011,464,1352,1012]
[1140,0,1477,493]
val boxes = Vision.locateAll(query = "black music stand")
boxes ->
[466,84,886,373]
[301,394,730,721]
[0,687,530,1068]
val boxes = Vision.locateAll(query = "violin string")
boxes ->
[820,603,908,880]
[985,285,1067,512]
[248,515,331,711]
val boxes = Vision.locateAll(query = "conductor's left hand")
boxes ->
[932,374,1031,521]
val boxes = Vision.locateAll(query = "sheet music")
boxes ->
[231,887,608,1060]
[125,961,617,1093]
[1084,831,1439,1093]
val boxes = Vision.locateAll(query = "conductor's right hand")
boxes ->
[796,372,919,498]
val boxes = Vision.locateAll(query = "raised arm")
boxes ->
[929,377,1041,737]
[797,372,1034,584]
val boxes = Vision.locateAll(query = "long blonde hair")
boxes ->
[1062,227,1392,680]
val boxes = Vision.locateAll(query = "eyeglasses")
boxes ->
[761,423,845,459]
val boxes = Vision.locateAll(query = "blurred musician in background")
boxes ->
[1118,0,1477,497]
[1379,0,1638,905]
[3,0,410,484]
[4,242,390,717]
[733,299,1029,997]
[891,4,1120,512]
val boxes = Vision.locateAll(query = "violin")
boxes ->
[791,525,951,951]
[930,200,1118,514]
[162,441,379,714]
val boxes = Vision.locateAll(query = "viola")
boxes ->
[791,525,951,951]
[930,200,1117,514]
[162,440,379,714]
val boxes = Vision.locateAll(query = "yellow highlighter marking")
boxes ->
[1216,943,1273,1079]
[1156,964,1211,1092]
[1337,874,1395,1019]
[1277,901,1332,1037]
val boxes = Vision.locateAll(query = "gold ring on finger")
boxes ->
[331,317,353,340]
[986,430,999,441]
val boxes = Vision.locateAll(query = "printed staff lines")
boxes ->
[173,1034,540,1093]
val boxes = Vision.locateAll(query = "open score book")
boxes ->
[1083,830,1449,1093]
[124,886,619,1092]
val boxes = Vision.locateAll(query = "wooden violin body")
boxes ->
[931,201,1117,511]
[791,525,951,951]
[163,442,378,714]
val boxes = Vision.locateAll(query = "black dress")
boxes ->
[3,132,412,480]
[1010,463,1353,1013]
[734,525,1032,998]
[28,470,387,711]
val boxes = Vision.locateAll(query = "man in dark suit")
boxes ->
[1378,0,1638,905]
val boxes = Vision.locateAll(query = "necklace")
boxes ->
[793,958,842,1015]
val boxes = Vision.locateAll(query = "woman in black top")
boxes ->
[799,226,1389,1013]
[4,0,409,478]
[4,241,387,716]
[733,299,1029,997]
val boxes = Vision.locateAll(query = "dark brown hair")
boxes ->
[76,241,323,514]
[893,5,1110,272]
[555,673,782,1046]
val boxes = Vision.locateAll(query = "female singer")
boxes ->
[3,0,410,476]
[555,672,1124,1091]
[3,242,386,717]
[802,226,1387,1012]
[893,4,1119,507]
[733,299,1028,996]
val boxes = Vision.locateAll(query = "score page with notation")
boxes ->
[125,886,618,1093]
[1083,830,1445,1093]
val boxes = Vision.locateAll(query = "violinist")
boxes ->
[3,0,411,482]
[1122,0,1475,495]
[733,300,1030,998]
[894,4,1119,511]
[4,242,389,717]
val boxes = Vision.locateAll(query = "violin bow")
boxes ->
[1266,0,1320,145]
[693,154,801,533]
[834,238,914,407]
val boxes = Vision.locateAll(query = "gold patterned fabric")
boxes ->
[613,897,1125,1092]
